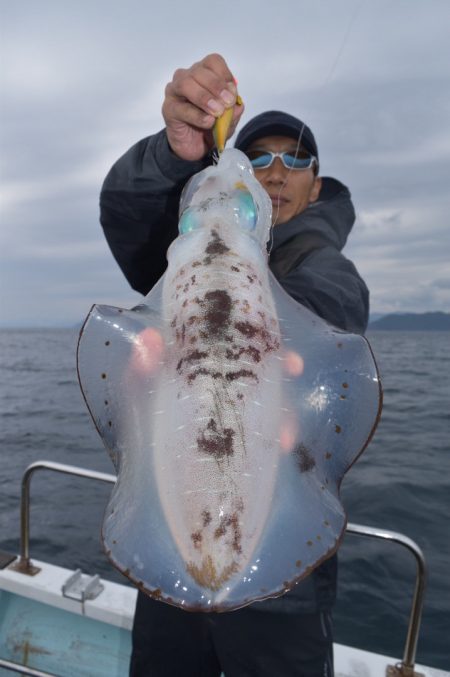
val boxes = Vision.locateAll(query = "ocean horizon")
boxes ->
[1,309,450,331]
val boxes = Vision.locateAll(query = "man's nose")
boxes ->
[265,157,288,183]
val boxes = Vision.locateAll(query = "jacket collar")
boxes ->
[270,177,355,253]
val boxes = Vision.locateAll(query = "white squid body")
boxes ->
[156,220,282,596]
[77,149,382,612]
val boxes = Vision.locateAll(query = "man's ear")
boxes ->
[309,176,322,203]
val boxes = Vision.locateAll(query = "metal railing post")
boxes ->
[346,523,427,675]
[11,461,116,575]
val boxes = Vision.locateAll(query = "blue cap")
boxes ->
[234,110,319,165]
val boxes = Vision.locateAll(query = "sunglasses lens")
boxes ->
[283,151,313,169]
[247,149,316,170]
[247,151,273,169]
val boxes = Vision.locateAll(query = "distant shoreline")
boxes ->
[369,311,450,331]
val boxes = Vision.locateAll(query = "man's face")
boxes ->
[246,135,322,225]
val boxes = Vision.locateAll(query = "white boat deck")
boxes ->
[0,558,136,631]
[0,558,448,677]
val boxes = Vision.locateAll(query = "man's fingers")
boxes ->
[201,53,235,83]
[170,64,237,117]
[199,55,237,103]
[162,54,239,160]
[164,96,215,130]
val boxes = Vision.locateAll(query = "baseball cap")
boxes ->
[234,110,319,166]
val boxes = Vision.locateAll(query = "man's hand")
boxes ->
[162,54,244,161]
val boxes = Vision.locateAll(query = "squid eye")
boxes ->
[179,207,201,234]
[232,189,258,231]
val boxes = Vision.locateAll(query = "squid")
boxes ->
[77,124,381,612]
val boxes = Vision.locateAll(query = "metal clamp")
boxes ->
[61,568,104,602]
[386,663,425,677]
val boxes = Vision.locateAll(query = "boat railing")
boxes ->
[0,657,60,677]
[7,460,427,677]
[11,461,116,574]
[345,523,426,677]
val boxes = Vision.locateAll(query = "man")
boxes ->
[100,54,369,677]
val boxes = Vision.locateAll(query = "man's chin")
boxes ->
[271,212,289,226]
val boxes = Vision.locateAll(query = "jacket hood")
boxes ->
[270,177,355,252]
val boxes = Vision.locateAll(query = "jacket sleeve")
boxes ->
[279,246,369,334]
[100,129,209,295]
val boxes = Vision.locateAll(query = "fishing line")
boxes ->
[320,0,364,89]
[267,0,364,252]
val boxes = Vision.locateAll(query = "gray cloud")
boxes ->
[1,0,450,326]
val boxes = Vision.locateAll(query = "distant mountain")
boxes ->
[369,312,450,331]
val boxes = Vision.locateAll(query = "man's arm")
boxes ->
[279,246,370,334]
[100,54,244,294]
[100,130,208,294]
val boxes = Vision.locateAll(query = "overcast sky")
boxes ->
[1,0,449,327]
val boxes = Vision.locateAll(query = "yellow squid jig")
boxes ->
[213,91,243,154]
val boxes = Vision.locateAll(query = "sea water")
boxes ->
[0,328,449,669]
